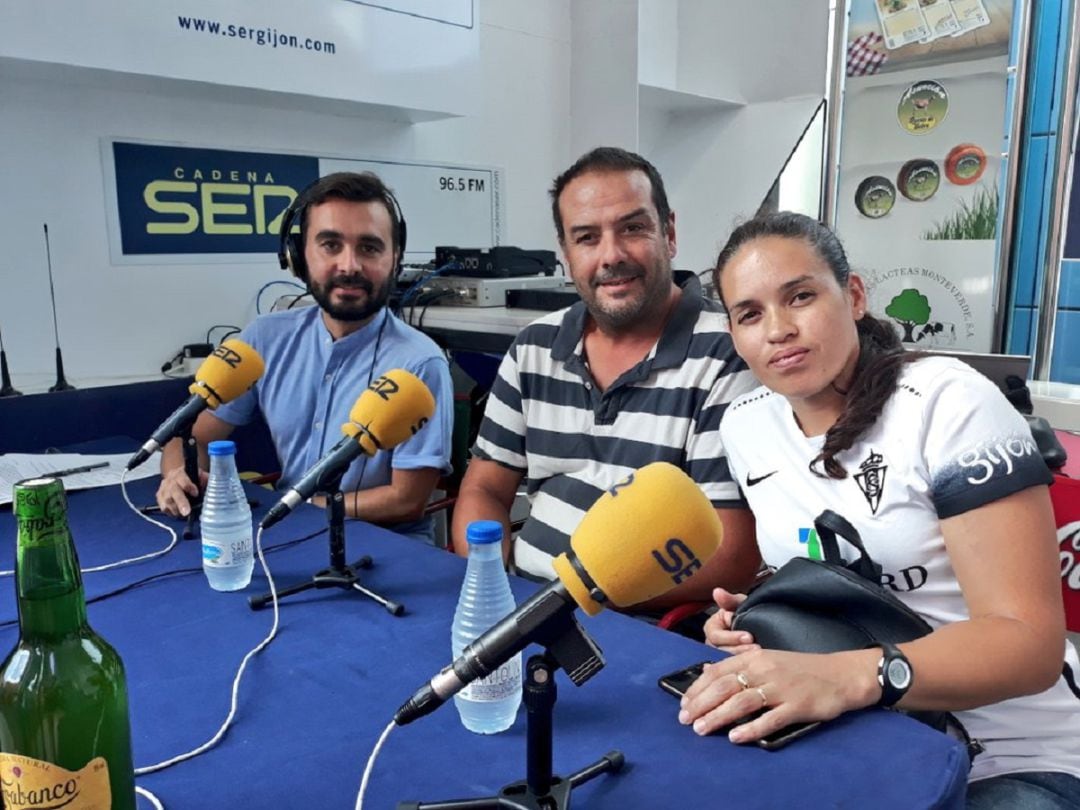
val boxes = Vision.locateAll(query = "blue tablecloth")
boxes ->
[0,479,969,809]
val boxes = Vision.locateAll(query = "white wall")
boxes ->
[642,0,830,271]
[779,103,826,217]
[676,0,828,105]
[650,97,826,273]
[0,0,571,389]
[570,0,641,155]
[0,0,480,120]
[637,0,678,90]
[0,0,830,390]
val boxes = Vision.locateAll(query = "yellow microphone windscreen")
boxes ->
[190,339,265,408]
[341,369,435,455]
[551,462,722,616]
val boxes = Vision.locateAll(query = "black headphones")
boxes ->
[277,174,408,282]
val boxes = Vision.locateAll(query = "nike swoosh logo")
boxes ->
[746,471,778,487]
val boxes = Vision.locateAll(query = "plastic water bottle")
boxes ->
[200,440,254,592]
[452,520,522,733]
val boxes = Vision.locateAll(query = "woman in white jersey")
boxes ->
[678,212,1080,808]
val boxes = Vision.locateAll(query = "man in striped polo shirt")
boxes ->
[451,147,761,612]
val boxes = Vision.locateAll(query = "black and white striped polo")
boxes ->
[473,275,757,580]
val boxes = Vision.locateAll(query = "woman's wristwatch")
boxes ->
[875,642,913,707]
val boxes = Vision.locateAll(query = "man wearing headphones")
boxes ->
[156,171,454,542]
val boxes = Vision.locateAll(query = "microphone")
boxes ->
[260,368,436,530]
[0,324,21,397]
[125,339,265,470]
[394,462,723,726]
[42,224,74,392]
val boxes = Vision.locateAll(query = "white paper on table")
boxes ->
[0,453,160,506]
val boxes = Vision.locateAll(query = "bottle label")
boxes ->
[0,754,112,810]
[459,655,522,702]
[13,484,68,547]
[202,534,251,567]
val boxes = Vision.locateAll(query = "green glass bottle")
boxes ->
[0,477,136,810]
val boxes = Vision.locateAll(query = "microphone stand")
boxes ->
[0,325,21,397]
[398,652,625,810]
[181,422,203,541]
[248,472,404,615]
[42,224,74,392]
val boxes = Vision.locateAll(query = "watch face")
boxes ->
[887,658,913,690]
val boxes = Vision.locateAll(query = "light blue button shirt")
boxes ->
[214,306,453,540]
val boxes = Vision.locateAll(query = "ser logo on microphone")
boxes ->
[212,344,243,368]
[652,538,702,585]
[370,375,400,400]
[607,473,635,497]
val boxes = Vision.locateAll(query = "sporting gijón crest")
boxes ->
[853,450,887,514]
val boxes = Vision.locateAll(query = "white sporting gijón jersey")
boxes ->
[720,356,1080,782]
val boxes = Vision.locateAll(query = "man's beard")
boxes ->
[579,258,672,332]
[309,274,391,322]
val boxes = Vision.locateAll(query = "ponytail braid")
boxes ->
[811,314,920,479]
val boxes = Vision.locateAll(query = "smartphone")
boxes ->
[657,661,821,750]
[755,719,822,750]
[658,660,710,698]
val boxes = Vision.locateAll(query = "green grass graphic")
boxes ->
[922,187,998,240]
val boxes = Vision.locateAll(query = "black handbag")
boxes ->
[732,509,978,754]
[732,510,931,652]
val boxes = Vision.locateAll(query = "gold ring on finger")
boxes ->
[736,671,751,690]
[756,686,768,708]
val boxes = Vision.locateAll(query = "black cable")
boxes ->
[206,324,242,344]
[256,280,307,315]
[0,526,329,631]
[419,290,455,330]
[160,349,185,376]
[407,291,426,326]
[408,288,447,327]
[286,292,311,310]
[0,568,197,631]
[395,261,460,316]
[344,308,390,493]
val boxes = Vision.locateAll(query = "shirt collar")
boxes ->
[551,271,705,370]
[316,306,389,348]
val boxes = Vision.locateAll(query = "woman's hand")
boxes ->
[677,648,879,744]
[702,588,759,654]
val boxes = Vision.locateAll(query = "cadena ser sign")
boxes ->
[105,139,503,265]
[110,141,319,256]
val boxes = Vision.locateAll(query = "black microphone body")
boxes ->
[0,325,20,397]
[395,580,603,726]
[260,431,367,529]
[49,345,74,392]
[0,349,20,397]
[126,392,208,470]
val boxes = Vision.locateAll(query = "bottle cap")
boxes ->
[466,520,503,545]
[208,440,238,457]
[13,477,67,542]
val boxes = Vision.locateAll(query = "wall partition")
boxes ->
[1035,0,1080,385]
[829,0,1025,353]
